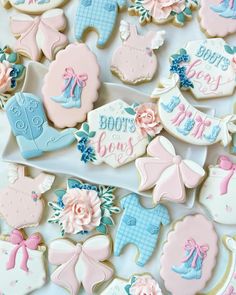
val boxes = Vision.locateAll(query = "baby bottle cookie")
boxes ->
[199,156,236,225]
[111,20,165,85]
[199,0,236,37]
[48,235,114,295]
[42,43,100,128]
[75,100,163,168]
[160,214,218,295]
[169,38,236,100]
[10,9,68,61]
[0,230,46,295]
[0,164,55,229]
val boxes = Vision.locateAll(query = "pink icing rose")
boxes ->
[59,188,101,234]
[142,0,186,21]
[130,275,162,295]
[135,103,163,137]
[0,61,12,94]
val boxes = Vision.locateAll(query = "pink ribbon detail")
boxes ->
[182,239,209,268]
[62,67,88,97]
[48,236,113,295]
[224,286,236,295]
[191,115,211,139]
[171,104,192,126]
[6,230,41,272]
[219,156,236,195]
[10,11,67,61]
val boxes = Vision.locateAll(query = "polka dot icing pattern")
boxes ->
[0,230,46,295]
[0,164,55,229]
[160,214,218,295]
[199,156,236,225]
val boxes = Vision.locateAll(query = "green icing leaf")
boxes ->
[101,216,114,226]
[180,48,187,55]
[75,131,88,138]
[177,12,185,25]
[14,64,25,78]
[124,107,136,116]
[67,178,82,189]
[224,45,234,55]
[184,7,192,16]
[55,189,66,199]
[89,131,96,138]
[96,223,107,234]
[7,52,17,63]
[83,123,90,133]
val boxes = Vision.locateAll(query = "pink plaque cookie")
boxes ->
[160,214,218,295]
[199,0,236,37]
[42,43,100,128]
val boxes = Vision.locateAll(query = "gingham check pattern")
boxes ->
[75,0,126,47]
[114,193,170,266]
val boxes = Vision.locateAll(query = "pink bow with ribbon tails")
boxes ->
[6,229,41,272]
[135,136,205,203]
[218,156,236,195]
[48,236,113,295]
[62,67,88,97]
[182,239,209,268]
[10,9,68,61]
[191,115,211,139]
[171,104,192,126]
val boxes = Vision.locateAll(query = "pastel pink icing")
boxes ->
[143,0,185,21]
[0,61,12,93]
[42,43,100,128]
[59,188,101,234]
[160,214,218,295]
[130,275,162,295]
[199,0,236,37]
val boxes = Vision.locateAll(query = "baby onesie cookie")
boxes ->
[75,0,127,48]
[160,214,218,295]
[75,100,163,168]
[170,38,236,100]
[0,46,25,110]
[136,136,205,204]
[199,156,236,225]
[114,193,170,266]
[0,164,55,229]
[199,0,236,37]
[48,235,114,295]
[42,43,100,128]
[101,274,162,295]
[129,0,198,26]
[111,20,165,85]
[152,74,236,146]
[207,235,236,295]
[10,9,68,61]
[0,230,46,295]
[5,92,77,159]
[48,178,120,235]
[2,0,66,14]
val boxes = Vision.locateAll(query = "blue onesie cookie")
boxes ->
[114,193,170,266]
[75,0,127,47]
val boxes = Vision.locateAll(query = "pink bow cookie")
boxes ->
[48,235,113,295]
[136,136,205,203]
[10,9,68,61]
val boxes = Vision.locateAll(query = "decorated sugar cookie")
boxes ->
[0,230,46,295]
[232,103,236,154]
[136,136,205,204]
[0,164,55,229]
[75,0,127,48]
[207,236,236,295]
[2,0,66,14]
[160,214,218,295]
[101,274,163,295]
[111,20,165,85]
[48,178,120,235]
[75,100,163,168]
[114,193,170,266]
[42,43,100,128]
[170,38,236,100]
[10,9,68,61]
[48,235,114,295]
[199,156,236,225]
[0,46,25,110]
[199,0,236,37]
[151,74,236,147]
[128,0,198,26]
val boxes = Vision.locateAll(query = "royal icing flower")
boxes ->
[142,0,186,21]
[0,61,13,94]
[129,275,162,295]
[135,103,163,137]
[59,188,101,234]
